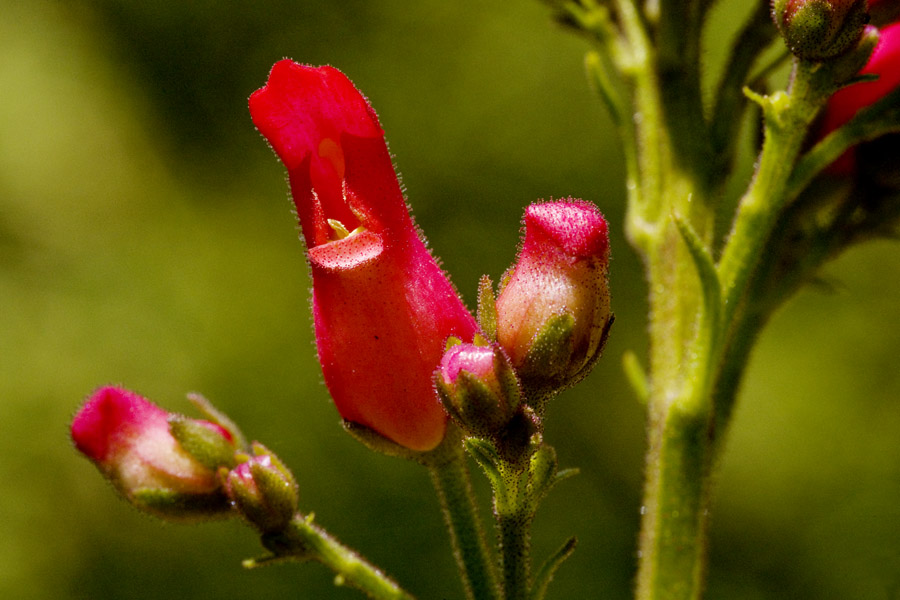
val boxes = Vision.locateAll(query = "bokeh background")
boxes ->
[2,1,899,598]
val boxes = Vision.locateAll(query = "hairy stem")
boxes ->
[257,514,415,600]
[429,450,501,600]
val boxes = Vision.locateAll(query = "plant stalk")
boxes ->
[429,450,501,600]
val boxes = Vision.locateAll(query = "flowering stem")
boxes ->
[429,448,501,600]
[635,60,834,600]
[255,514,414,600]
[494,461,533,600]
[499,510,531,600]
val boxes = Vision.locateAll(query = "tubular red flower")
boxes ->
[820,21,900,172]
[250,61,478,451]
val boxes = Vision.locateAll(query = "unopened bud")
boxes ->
[773,0,869,60]
[435,340,521,437]
[495,199,613,396]
[71,386,237,520]
[225,443,299,533]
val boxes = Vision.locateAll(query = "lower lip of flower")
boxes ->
[307,229,384,271]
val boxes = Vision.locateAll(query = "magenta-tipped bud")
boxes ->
[71,386,236,520]
[435,341,522,437]
[225,443,299,533]
[495,199,612,396]
[772,0,869,60]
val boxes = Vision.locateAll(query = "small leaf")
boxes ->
[585,50,625,129]
[673,213,722,352]
[553,467,580,486]
[622,350,650,404]
[530,536,578,600]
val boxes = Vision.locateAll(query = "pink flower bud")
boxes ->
[773,0,869,60]
[250,61,479,452]
[819,21,900,173]
[225,444,299,533]
[71,386,234,520]
[436,342,521,436]
[495,199,612,395]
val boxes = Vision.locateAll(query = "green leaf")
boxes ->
[673,213,722,354]
[622,350,650,404]
[530,536,577,600]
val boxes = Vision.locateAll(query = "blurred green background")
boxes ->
[2,1,899,598]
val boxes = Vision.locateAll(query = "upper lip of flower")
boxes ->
[249,61,388,250]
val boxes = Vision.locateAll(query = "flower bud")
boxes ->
[435,341,522,437]
[71,386,236,520]
[225,443,299,533]
[773,0,869,60]
[495,199,612,396]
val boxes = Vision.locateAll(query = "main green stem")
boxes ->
[634,59,829,600]
[429,450,501,600]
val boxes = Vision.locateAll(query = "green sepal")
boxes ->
[527,444,559,511]
[465,437,505,498]
[130,487,231,521]
[341,420,427,462]
[477,275,498,341]
[522,312,575,380]
[342,419,467,468]
[445,335,463,351]
[168,414,237,470]
[187,392,248,451]
[530,536,578,600]
[245,442,299,532]
[456,371,511,433]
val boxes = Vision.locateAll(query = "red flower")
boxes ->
[820,21,900,173]
[71,386,235,519]
[250,61,479,451]
[495,200,612,394]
